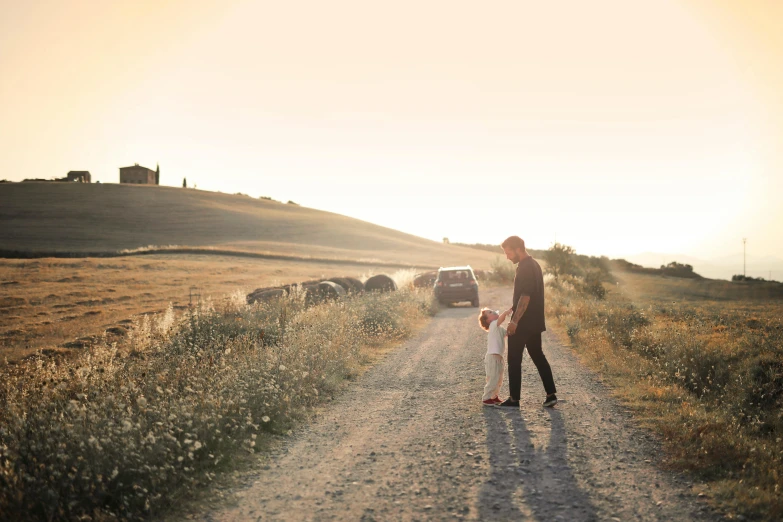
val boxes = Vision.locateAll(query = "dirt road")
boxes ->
[196,287,718,521]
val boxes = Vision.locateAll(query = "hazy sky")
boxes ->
[1,0,781,260]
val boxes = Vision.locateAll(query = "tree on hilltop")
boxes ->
[544,242,577,278]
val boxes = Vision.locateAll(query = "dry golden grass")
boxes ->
[547,268,783,520]
[0,255,450,365]
[0,284,438,520]
[613,269,783,304]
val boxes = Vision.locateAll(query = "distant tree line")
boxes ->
[455,242,705,281]
[731,274,779,283]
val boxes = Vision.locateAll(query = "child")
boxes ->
[478,307,513,406]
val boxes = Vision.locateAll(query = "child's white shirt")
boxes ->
[486,319,506,356]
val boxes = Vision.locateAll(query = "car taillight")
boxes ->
[469,280,477,286]
[436,281,444,287]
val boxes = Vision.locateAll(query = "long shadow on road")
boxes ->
[479,407,598,521]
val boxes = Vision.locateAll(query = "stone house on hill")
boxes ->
[66,171,91,183]
[120,164,159,185]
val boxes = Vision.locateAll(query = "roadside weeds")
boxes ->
[547,276,783,521]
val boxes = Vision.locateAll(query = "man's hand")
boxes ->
[507,321,517,336]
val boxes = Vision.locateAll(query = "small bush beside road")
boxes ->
[482,256,516,285]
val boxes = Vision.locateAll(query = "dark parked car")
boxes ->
[434,266,479,307]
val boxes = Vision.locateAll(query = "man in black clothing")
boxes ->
[498,235,558,408]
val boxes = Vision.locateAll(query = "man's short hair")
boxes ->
[501,236,526,251]
[478,308,492,331]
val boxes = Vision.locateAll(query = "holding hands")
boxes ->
[495,307,515,335]
[505,308,518,335]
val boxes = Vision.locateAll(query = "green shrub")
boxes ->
[660,261,701,279]
[485,256,515,284]
[565,320,581,339]
[580,269,607,300]
[544,243,577,278]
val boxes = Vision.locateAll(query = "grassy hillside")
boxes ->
[0,183,498,268]
[613,269,783,303]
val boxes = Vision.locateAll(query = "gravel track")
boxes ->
[196,287,720,521]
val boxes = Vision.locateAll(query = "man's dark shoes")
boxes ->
[497,398,520,408]
[543,394,558,408]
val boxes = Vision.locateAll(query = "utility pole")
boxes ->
[743,238,747,277]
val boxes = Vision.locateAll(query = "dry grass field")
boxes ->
[0,280,437,520]
[547,265,783,519]
[0,183,500,365]
[614,269,783,304]
[0,256,431,365]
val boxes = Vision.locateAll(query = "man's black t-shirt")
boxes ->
[512,256,546,334]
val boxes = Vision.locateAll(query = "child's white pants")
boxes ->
[483,353,504,400]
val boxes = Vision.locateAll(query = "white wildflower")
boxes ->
[262,416,270,423]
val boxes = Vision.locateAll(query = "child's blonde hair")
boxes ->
[478,307,493,331]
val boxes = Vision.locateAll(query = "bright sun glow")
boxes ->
[1,0,781,265]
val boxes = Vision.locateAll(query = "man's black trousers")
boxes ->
[507,330,556,399]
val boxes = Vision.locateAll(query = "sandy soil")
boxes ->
[188,286,720,521]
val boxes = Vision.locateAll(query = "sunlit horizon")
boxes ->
[2,0,781,268]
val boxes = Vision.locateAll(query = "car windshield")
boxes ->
[440,270,471,281]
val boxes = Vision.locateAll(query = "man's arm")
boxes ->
[507,295,530,335]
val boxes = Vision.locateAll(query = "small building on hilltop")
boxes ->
[66,171,91,183]
[120,163,160,185]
